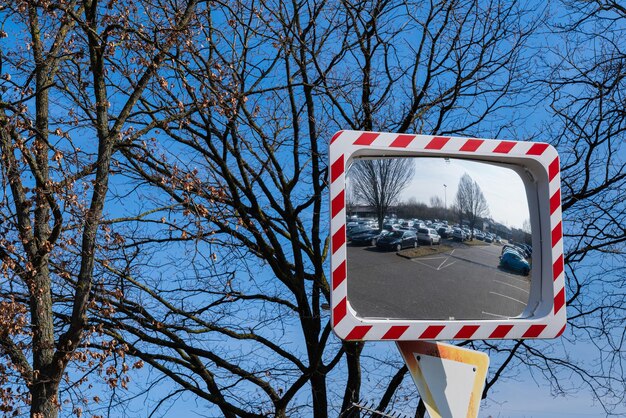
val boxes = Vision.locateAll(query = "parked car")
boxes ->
[518,243,532,256]
[350,229,385,246]
[382,223,401,231]
[347,226,373,241]
[417,228,441,245]
[437,226,453,238]
[376,230,418,251]
[508,242,531,257]
[499,251,530,275]
[501,244,527,259]
[451,227,468,241]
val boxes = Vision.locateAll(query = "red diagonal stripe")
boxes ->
[353,132,379,146]
[346,325,372,340]
[459,139,484,152]
[549,157,559,182]
[553,254,564,281]
[425,136,451,150]
[556,323,567,337]
[390,134,416,148]
[382,326,409,340]
[454,325,479,339]
[419,325,445,339]
[331,190,345,219]
[330,131,343,144]
[526,143,549,156]
[333,297,347,326]
[332,225,346,254]
[523,324,547,338]
[554,287,565,315]
[551,221,562,248]
[493,141,516,154]
[550,189,561,215]
[332,260,347,290]
[330,155,344,183]
[489,325,514,339]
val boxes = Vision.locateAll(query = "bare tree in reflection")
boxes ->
[453,174,490,236]
[349,159,416,229]
[429,195,446,220]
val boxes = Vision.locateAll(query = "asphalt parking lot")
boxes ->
[346,240,531,320]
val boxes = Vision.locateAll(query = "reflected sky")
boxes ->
[401,158,530,229]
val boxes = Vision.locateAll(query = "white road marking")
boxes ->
[437,257,449,270]
[409,250,457,271]
[436,249,456,271]
[482,311,510,319]
[489,292,527,305]
[438,260,457,270]
[496,272,530,284]
[410,259,439,270]
[493,280,530,294]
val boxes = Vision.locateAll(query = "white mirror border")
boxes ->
[329,130,566,341]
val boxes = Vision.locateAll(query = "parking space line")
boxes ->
[496,272,530,284]
[489,292,527,305]
[482,311,509,319]
[438,260,456,270]
[437,257,449,270]
[436,250,455,270]
[493,280,529,294]
[409,252,457,271]
[410,259,439,270]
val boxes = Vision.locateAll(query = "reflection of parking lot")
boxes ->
[346,240,531,320]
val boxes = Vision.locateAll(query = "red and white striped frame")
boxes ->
[329,130,566,341]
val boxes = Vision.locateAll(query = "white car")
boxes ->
[417,227,441,245]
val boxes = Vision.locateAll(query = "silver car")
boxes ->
[417,227,441,245]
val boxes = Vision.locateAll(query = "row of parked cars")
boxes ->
[347,217,516,253]
[347,223,443,251]
[499,244,532,276]
[448,227,502,243]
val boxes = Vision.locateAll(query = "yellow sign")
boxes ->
[397,341,489,418]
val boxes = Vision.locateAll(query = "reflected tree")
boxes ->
[349,159,416,229]
[453,174,490,235]
[429,195,446,220]
[429,195,444,209]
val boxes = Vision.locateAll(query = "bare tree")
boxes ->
[13,1,623,418]
[497,0,626,413]
[474,2,626,415]
[94,0,543,416]
[429,196,444,209]
[0,1,199,416]
[452,174,489,235]
[429,195,446,220]
[349,159,416,229]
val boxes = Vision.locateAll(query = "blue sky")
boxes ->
[2,1,623,416]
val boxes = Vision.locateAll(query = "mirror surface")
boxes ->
[345,157,534,320]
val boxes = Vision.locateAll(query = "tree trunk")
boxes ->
[341,342,364,414]
[30,379,60,418]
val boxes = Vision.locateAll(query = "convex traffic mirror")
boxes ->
[329,131,566,341]
[346,157,533,321]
